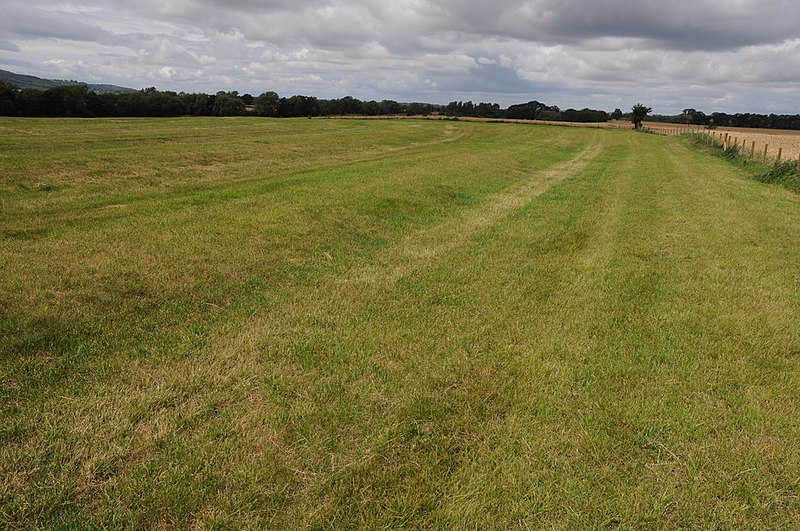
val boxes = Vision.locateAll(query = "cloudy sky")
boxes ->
[1,0,799,114]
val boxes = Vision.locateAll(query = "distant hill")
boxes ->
[0,69,137,94]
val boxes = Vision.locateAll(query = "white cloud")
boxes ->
[158,66,175,79]
[39,4,104,14]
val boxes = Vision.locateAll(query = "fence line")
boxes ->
[649,126,799,168]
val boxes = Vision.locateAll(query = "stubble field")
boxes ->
[1,117,799,528]
[639,121,800,161]
[707,127,800,161]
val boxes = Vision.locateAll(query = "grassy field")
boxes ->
[1,117,799,528]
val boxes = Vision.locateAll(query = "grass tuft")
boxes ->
[753,160,800,193]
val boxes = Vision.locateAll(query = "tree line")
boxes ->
[443,100,609,122]
[643,108,800,131]
[0,82,408,118]
[0,81,609,122]
[3,80,800,131]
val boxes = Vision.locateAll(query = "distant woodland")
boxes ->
[646,108,800,131]
[0,81,608,122]
[2,80,799,130]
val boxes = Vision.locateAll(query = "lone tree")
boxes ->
[631,103,652,129]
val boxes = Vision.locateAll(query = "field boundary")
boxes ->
[684,132,800,194]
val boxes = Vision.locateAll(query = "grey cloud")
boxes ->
[98,1,800,54]
[0,4,115,43]
[431,0,800,51]
[432,63,547,96]
[527,0,800,51]
[95,0,800,68]
[0,40,21,52]
[0,56,33,68]
[1,0,799,114]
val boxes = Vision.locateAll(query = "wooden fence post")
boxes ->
[777,148,782,164]
[750,141,755,158]
[763,144,769,162]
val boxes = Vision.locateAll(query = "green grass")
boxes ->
[1,117,799,528]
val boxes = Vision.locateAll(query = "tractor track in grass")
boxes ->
[338,140,604,293]
[210,139,605,359]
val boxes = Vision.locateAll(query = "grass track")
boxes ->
[1,118,799,528]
